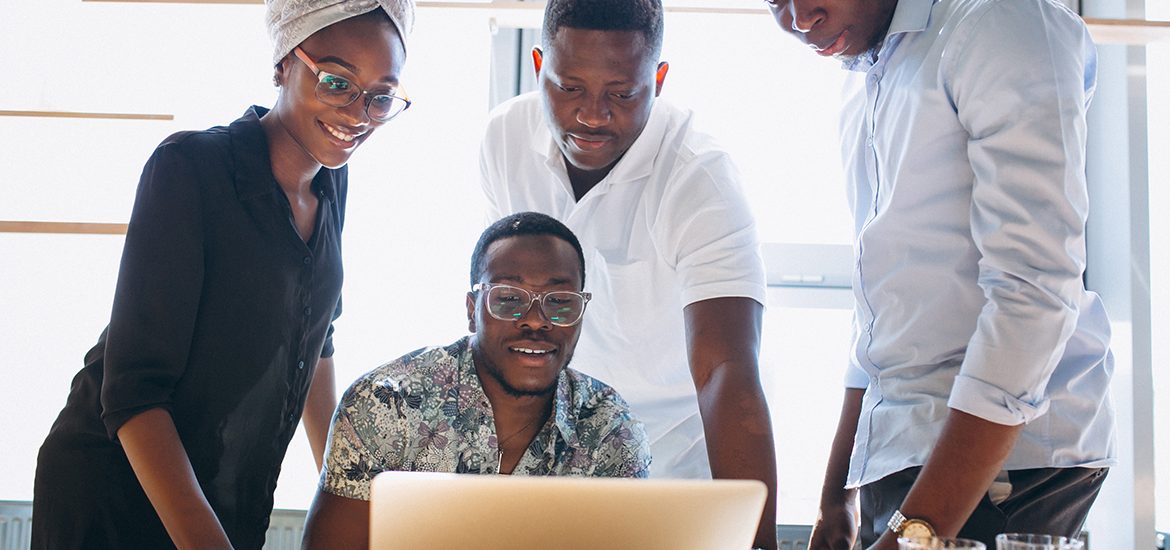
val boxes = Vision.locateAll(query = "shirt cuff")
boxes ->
[320,470,372,501]
[102,402,174,441]
[680,280,767,310]
[320,334,335,358]
[948,374,1048,426]
[844,363,869,389]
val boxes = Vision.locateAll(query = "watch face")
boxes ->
[902,520,935,538]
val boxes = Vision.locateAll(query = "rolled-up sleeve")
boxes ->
[944,1,1096,426]
[844,365,870,390]
[101,143,206,439]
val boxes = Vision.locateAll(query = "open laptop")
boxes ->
[369,472,767,550]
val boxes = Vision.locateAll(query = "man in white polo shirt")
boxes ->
[479,0,777,548]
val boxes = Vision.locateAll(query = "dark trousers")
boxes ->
[859,466,1108,548]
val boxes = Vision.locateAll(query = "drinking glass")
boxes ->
[995,533,1085,550]
[898,536,987,549]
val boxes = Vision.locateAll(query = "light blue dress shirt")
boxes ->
[839,0,1117,488]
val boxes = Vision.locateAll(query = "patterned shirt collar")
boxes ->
[453,337,588,452]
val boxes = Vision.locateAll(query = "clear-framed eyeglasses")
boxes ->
[472,283,592,327]
[293,46,411,122]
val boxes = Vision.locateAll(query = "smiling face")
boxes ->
[271,11,406,169]
[535,27,667,184]
[467,234,585,399]
[766,0,898,60]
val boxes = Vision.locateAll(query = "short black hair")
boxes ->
[470,212,587,289]
[542,0,664,60]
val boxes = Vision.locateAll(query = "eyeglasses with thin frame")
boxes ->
[292,46,411,122]
[472,283,592,327]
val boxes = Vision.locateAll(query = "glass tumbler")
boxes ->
[899,536,987,549]
[995,533,1085,550]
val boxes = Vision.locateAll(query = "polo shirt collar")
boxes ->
[532,98,667,195]
[609,100,665,184]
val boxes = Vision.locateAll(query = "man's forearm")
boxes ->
[876,409,1023,547]
[820,388,863,505]
[809,388,864,550]
[697,365,778,550]
[684,297,774,549]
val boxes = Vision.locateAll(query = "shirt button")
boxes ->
[303,306,312,316]
[298,360,305,369]
[303,256,312,265]
[866,137,874,147]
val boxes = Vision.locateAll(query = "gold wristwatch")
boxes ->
[888,509,936,538]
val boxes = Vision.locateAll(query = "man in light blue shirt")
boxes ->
[767,0,1116,548]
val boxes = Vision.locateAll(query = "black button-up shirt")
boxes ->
[34,106,345,549]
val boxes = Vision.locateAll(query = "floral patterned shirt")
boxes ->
[320,337,652,500]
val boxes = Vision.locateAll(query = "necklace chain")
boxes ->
[498,413,543,448]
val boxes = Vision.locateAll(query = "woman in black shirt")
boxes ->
[31,2,414,548]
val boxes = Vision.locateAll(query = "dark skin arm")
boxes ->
[301,489,370,550]
[809,388,864,550]
[303,356,337,472]
[869,410,1023,550]
[685,297,778,550]
[118,408,234,549]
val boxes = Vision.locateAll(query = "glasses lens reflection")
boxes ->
[484,285,586,327]
[313,73,409,122]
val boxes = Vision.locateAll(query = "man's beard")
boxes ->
[472,342,570,398]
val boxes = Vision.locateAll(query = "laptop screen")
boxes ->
[369,472,766,550]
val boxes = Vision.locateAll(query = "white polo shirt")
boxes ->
[479,92,767,478]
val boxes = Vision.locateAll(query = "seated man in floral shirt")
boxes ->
[301,211,651,549]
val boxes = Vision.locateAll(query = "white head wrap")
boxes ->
[267,0,415,66]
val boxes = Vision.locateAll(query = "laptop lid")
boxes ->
[369,472,767,550]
